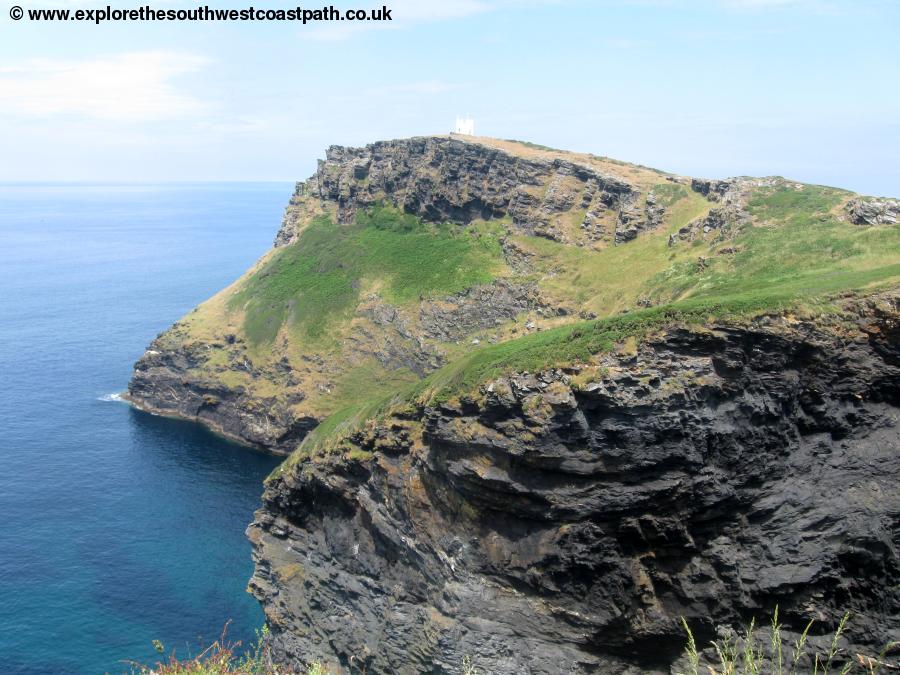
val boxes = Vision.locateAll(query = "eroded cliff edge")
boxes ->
[248,294,900,674]
[125,134,900,457]
[123,135,686,453]
[122,134,900,671]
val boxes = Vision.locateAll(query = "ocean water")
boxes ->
[0,183,291,674]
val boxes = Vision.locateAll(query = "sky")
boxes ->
[0,0,898,195]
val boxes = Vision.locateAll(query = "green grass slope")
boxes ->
[147,139,898,462]
[230,206,504,344]
[274,181,900,468]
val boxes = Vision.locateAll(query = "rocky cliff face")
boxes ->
[248,294,900,673]
[123,135,900,671]
[276,136,671,248]
[126,324,318,452]
[125,275,555,455]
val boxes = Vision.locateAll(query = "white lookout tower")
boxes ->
[454,115,475,136]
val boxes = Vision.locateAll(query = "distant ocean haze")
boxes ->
[0,183,290,674]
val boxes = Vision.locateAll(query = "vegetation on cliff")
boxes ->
[231,207,504,345]
[131,625,328,675]
[127,136,900,673]
[128,136,900,457]
[680,609,899,674]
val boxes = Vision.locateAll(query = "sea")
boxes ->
[0,183,292,674]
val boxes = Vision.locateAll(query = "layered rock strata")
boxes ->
[248,295,900,673]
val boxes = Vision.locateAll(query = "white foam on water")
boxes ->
[98,392,125,402]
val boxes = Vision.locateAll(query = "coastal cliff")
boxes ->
[125,134,900,672]
[126,135,900,455]
[247,295,900,673]
[125,135,702,453]
[277,136,666,248]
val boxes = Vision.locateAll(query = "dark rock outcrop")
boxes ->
[248,296,900,673]
[126,333,316,453]
[418,280,546,342]
[614,190,666,244]
[669,205,750,246]
[847,197,900,226]
[690,177,736,201]
[275,136,664,248]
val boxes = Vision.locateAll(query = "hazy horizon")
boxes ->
[2,0,899,196]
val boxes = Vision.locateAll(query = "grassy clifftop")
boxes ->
[128,135,900,456]
[231,207,505,345]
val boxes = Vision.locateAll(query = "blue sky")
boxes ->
[1,0,898,195]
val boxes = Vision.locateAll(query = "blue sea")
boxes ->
[0,183,292,674]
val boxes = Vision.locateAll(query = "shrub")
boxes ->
[129,624,329,675]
